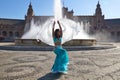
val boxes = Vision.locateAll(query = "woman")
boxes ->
[51,21,69,74]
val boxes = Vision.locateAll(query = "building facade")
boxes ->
[0,2,120,41]
[0,19,25,41]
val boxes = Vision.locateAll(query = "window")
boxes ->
[94,27,97,30]
[111,32,115,36]
[98,20,100,23]
[2,31,7,36]
[9,31,13,37]
[15,32,19,37]
[117,31,120,36]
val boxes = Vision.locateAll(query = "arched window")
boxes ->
[2,31,7,36]
[111,32,115,36]
[15,32,19,37]
[117,31,120,36]
[9,31,13,37]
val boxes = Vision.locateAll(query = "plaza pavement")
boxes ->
[0,43,120,80]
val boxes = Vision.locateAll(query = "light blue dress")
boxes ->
[51,37,69,73]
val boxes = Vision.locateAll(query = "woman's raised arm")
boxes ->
[57,21,63,37]
[52,21,55,38]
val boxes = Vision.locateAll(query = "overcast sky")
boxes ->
[0,0,119,19]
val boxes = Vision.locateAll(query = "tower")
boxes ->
[95,1,102,16]
[62,6,74,19]
[24,2,34,32]
[94,1,104,32]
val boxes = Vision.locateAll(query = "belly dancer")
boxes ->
[51,21,69,74]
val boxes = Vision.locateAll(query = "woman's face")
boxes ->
[57,31,61,36]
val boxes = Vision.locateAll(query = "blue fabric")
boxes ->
[51,43,69,73]
[53,37,62,43]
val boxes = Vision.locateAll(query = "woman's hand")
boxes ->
[53,21,56,26]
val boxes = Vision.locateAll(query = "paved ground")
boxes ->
[0,43,120,80]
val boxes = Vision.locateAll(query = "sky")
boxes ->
[0,0,120,19]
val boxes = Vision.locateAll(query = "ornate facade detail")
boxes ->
[94,1,105,32]
[24,3,34,32]
[62,7,74,19]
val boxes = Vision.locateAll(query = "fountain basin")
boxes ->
[0,39,116,51]
[15,39,96,46]
[63,39,96,46]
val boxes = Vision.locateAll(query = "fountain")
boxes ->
[15,0,96,47]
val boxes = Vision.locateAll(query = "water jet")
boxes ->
[15,0,97,49]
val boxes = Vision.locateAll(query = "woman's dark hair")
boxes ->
[55,29,61,38]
